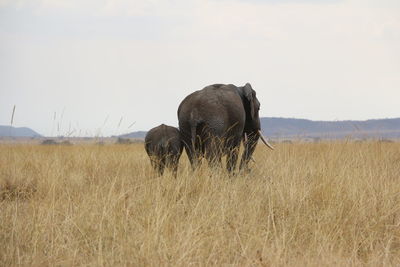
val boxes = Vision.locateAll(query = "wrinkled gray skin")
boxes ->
[177,83,262,173]
[145,124,183,177]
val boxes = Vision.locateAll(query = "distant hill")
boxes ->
[0,126,42,137]
[260,117,400,139]
[122,118,400,140]
[119,131,147,139]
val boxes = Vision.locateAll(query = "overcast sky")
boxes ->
[0,0,399,137]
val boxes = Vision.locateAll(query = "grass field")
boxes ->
[0,142,399,266]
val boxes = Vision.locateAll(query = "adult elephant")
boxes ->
[177,83,274,173]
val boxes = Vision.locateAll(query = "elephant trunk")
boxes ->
[239,131,258,171]
[240,130,274,171]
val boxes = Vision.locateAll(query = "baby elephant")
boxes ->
[145,124,183,177]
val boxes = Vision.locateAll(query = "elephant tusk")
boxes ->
[258,130,275,150]
[251,157,256,163]
[244,132,248,144]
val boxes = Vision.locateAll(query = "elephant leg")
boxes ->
[157,158,166,176]
[239,151,251,172]
[204,137,223,170]
[150,156,161,173]
[224,134,241,174]
[185,136,204,171]
[150,158,157,170]
[226,146,239,174]
[167,155,179,178]
[239,133,258,172]
[185,146,199,171]
[171,158,179,178]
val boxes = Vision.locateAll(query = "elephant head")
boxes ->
[241,83,261,132]
[239,83,274,171]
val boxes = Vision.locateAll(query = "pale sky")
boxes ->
[0,0,399,137]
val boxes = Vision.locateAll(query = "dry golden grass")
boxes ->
[0,142,399,266]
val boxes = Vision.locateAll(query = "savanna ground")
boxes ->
[0,141,399,266]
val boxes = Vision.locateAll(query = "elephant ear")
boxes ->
[243,83,255,120]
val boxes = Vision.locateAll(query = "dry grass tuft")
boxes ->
[0,177,37,201]
[0,142,399,266]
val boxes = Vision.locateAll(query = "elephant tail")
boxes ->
[190,121,197,154]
